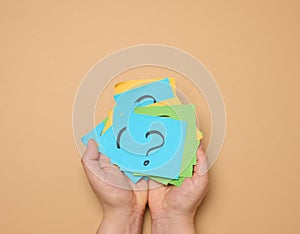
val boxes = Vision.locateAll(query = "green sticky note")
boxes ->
[147,140,200,187]
[132,140,200,187]
[134,104,199,178]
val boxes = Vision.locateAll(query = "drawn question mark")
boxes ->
[116,128,165,167]
[115,94,157,149]
[142,115,170,166]
[112,78,174,155]
[143,130,165,166]
[115,93,169,166]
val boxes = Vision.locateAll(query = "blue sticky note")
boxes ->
[124,171,143,183]
[98,113,187,179]
[81,118,144,184]
[81,118,142,183]
[81,117,108,147]
[112,78,175,153]
[81,78,182,183]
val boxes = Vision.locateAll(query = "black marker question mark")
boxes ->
[116,94,157,149]
[116,127,165,166]
[135,95,157,104]
[143,130,165,166]
[136,96,167,166]
[115,95,165,166]
[116,126,126,149]
[143,114,169,166]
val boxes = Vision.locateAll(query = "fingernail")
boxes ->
[198,157,208,175]
[87,139,93,148]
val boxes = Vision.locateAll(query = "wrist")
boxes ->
[151,213,196,234]
[97,208,144,234]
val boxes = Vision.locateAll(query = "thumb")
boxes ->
[81,139,105,179]
[193,144,209,176]
[82,139,99,161]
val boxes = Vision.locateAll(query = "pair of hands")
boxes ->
[82,140,209,234]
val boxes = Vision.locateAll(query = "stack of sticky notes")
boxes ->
[81,77,203,187]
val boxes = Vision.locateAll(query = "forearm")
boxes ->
[151,215,196,234]
[97,210,144,234]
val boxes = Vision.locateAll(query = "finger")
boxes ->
[191,145,209,190]
[98,155,122,175]
[129,177,148,191]
[100,153,111,161]
[148,178,167,191]
[82,139,99,161]
[97,154,134,189]
[193,145,209,176]
[98,153,113,167]
[81,139,105,179]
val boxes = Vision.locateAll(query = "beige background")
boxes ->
[0,0,299,233]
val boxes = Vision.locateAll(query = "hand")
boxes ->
[81,140,148,234]
[148,144,209,234]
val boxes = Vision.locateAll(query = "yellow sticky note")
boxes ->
[150,96,182,106]
[114,77,177,95]
[197,128,204,140]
